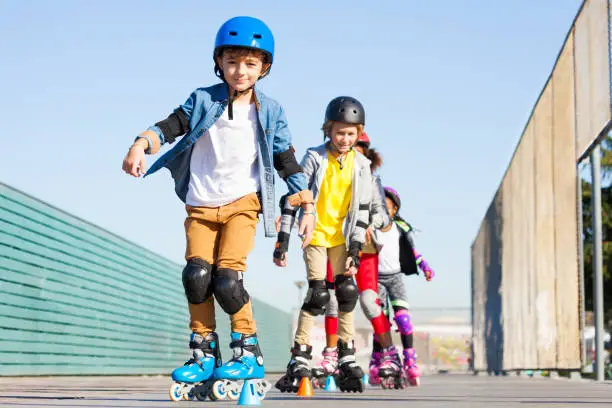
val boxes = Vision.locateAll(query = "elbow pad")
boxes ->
[274,147,302,179]
[155,108,190,144]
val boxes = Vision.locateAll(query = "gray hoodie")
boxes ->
[280,143,373,248]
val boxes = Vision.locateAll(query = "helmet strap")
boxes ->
[226,84,255,120]
[326,141,352,170]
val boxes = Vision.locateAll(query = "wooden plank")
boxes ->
[0,363,174,376]
[522,120,540,369]
[533,82,558,368]
[0,327,185,355]
[471,222,487,371]
[483,190,503,373]
[501,160,515,370]
[0,260,185,325]
[587,0,612,142]
[0,352,180,367]
[0,187,178,271]
[551,32,581,369]
[0,252,183,323]
[0,184,180,271]
[0,340,183,360]
[0,288,185,336]
[0,237,184,314]
[0,219,183,305]
[574,0,612,159]
[0,314,181,348]
[515,137,528,370]
[511,140,525,371]
[478,212,489,373]
[0,303,178,345]
[0,206,179,292]
[494,191,503,372]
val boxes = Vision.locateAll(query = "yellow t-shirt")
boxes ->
[310,150,355,247]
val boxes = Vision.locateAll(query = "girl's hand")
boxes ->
[365,227,374,245]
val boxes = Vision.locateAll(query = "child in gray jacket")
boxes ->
[274,96,372,393]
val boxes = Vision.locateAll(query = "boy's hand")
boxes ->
[344,256,359,276]
[273,250,288,267]
[122,143,147,177]
[345,242,361,276]
[273,232,289,267]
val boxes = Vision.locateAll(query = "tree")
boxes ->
[582,135,612,328]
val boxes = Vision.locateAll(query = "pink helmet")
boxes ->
[356,131,371,147]
[383,186,401,210]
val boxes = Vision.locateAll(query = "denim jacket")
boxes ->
[144,83,307,238]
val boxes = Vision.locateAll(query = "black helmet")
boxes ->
[324,96,365,125]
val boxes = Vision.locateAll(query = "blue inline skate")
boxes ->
[169,332,222,401]
[210,332,272,400]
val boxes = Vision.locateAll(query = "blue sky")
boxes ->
[0,0,583,314]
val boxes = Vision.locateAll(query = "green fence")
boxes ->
[0,182,290,375]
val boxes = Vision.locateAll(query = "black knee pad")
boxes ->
[182,258,213,304]
[335,275,358,312]
[212,268,250,315]
[301,280,330,316]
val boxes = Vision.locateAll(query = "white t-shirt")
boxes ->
[186,103,260,207]
[376,225,401,275]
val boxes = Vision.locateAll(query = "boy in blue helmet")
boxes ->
[121,16,315,401]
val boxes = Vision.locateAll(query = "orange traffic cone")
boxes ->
[296,377,314,397]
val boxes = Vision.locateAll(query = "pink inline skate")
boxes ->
[403,348,421,386]
[311,347,338,389]
[378,345,407,389]
[368,351,383,385]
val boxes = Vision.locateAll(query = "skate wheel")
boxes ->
[227,381,240,400]
[409,377,421,387]
[194,389,208,401]
[357,379,365,393]
[169,382,185,402]
[256,380,270,400]
[275,375,297,393]
[210,380,227,401]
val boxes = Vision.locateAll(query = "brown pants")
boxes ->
[294,244,355,345]
[184,193,260,335]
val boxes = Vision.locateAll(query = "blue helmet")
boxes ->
[214,16,274,63]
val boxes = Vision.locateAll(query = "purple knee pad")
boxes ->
[394,310,414,335]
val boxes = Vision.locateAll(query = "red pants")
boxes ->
[325,254,390,336]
